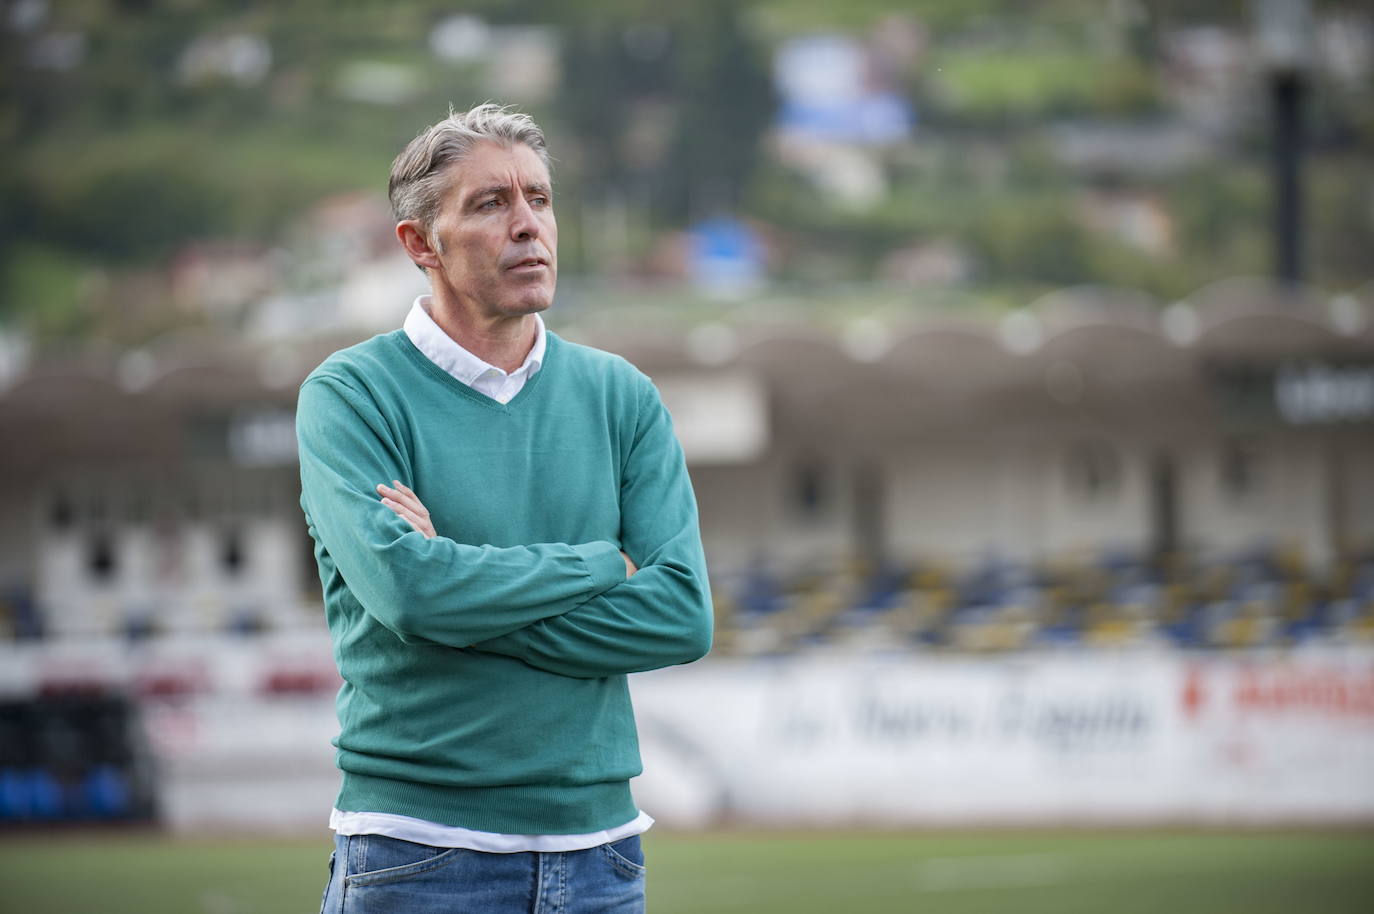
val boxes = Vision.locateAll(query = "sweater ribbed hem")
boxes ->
[336,771,639,835]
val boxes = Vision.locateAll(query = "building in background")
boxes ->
[1,278,1372,652]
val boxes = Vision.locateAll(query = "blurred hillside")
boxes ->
[0,0,1371,345]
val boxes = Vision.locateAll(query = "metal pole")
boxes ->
[1255,0,1313,288]
[1272,67,1304,286]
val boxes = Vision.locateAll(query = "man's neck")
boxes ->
[426,296,538,374]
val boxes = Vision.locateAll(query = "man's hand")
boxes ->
[622,551,637,578]
[377,480,436,538]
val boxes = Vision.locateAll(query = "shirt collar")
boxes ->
[403,295,545,386]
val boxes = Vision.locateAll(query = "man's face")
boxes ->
[425,141,558,320]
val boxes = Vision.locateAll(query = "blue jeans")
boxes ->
[319,832,646,914]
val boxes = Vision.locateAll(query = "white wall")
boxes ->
[1177,435,1331,564]
[1041,441,1152,558]
[884,436,1152,565]
[36,515,305,637]
[694,428,1373,574]
[886,442,1045,563]
[692,453,854,570]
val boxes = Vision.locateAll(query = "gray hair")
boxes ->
[388,102,551,232]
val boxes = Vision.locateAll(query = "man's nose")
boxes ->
[509,197,540,241]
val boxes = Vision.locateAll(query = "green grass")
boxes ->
[0,829,1370,914]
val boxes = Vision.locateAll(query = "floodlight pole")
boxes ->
[1255,0,1314,288]
[1272,69,1303,286]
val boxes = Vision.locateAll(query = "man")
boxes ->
[297,103,713,914]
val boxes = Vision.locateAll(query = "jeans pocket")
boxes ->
[344,834,461,888]
[601,835,646,879]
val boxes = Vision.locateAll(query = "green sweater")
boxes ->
[295,329,713,834]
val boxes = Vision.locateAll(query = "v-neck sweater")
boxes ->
[296,329,713,834]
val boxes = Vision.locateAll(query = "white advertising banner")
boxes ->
[629,650,1374,827]
[4,637,1371,830]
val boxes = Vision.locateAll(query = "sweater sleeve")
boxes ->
[469,376,713,678]
[296,373,626,648]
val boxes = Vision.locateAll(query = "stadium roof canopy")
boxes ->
[2,277,1372,461]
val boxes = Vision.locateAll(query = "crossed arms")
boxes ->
[296,372,713,679]
[378,480,639,578]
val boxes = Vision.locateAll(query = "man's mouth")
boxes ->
[507,256,548,272]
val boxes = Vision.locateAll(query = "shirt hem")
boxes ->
[329,807,654,853]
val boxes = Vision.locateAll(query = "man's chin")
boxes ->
[497,295,553,318]
[514,282,556,314]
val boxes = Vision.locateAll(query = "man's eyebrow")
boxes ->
[466,184,511,204]
[463,182,552,204]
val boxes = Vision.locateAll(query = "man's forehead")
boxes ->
[449,142,550,196]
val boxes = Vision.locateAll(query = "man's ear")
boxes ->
[396,220,441,271]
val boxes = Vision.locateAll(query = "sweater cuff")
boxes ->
[574,541,627,594]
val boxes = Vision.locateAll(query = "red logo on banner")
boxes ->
[1233,667,1374,716]
[1180,666,1207,719]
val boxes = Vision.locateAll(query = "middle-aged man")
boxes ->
[296,103,713,914]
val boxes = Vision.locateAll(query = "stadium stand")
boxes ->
[712,546,1374,654]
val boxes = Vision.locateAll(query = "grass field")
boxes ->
[1,829,1371,914]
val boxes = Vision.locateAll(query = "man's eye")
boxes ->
[479,199,500,210]
[531,196,551,208]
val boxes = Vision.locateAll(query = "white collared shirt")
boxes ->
[402,295,546,403]
[330,295,651,852]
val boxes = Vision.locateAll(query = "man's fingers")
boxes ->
[381,497,435,538]
[380,496,422,527]
[381,481,431,518]
[375,482,437,537]
[377,483,422,515]
[377,481,413,507]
